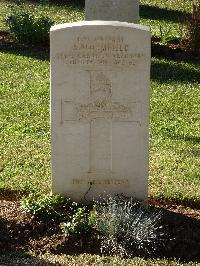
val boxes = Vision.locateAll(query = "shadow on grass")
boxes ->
[166,134,200,145]
[140,4,189,23]
[164,133,200,158]
[5,0,85,8]
[48,0,84,9]
[151,59,200,83]
[0,43,49,61]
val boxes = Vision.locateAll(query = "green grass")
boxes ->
[142,0,193,11]
[150,58,200,201]
[0,1,9,31]
[0,50,51,192]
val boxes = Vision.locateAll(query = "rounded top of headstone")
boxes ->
[50,21,149,33]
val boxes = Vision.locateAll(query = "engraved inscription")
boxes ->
[73,178,129,185]
[55,35,144,67]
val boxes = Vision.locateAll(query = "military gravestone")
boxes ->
[50,21,150,201]
[85,0,140,23]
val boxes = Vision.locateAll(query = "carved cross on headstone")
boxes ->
[62,70,141,173]
[85,0,140,24]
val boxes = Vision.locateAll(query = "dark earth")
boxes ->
[0,189,199,263]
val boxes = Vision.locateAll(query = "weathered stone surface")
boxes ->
[50,21,150,202]
[85,0,140,23]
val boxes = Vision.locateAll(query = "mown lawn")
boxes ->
[0,50,51,192]
[0,0,199,265]
[150,57,199,201]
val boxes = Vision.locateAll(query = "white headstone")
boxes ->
[50,21,150,202]
[85,0,140,23]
